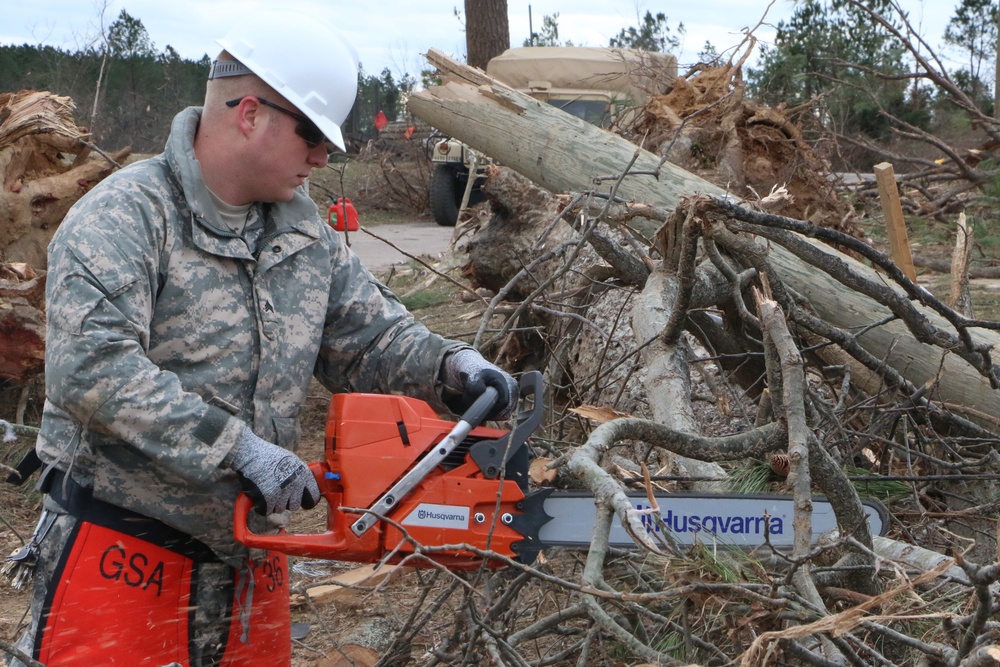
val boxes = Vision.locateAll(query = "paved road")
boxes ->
[339,221,457,271]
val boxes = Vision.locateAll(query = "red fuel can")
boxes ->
[327,198,359,231]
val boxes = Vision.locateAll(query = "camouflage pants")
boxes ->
[7,498,239,667]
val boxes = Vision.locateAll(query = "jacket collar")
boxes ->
[164,107,321,259]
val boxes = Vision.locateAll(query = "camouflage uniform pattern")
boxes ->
[35,106,467,566]
[9,500,70,667]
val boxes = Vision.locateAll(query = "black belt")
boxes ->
[42,468,220,563]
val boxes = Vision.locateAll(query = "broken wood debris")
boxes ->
[0,90,127,385]
[293,564,405,607]
[1,89,129,269]
[397,42,1000,667]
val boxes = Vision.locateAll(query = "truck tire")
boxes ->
[430,165,461,227]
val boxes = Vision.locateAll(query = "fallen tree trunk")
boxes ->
[408,49,1000,427]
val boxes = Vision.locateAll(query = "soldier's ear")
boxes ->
[232,97,262,139]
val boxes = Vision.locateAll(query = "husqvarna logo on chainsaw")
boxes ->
[635,505,786,536]
[403,504,470,529]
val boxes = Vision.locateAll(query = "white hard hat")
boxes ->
[213,9,359,151]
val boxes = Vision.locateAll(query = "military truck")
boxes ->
[427,46,678,226]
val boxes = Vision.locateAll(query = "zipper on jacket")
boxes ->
[236,260,261,421]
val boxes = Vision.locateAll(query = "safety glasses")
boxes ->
[226,97,336,158]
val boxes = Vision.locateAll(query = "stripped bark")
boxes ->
[950,212,974,317]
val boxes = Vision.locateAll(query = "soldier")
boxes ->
[8,9,517,667]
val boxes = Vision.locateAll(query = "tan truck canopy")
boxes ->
[426,46,679,226]
[485,47,678,104]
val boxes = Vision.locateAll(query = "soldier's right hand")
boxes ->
[228,428,320,514]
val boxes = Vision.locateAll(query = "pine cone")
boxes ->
[768,453,790,478]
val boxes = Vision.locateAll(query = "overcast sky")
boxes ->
[2,1,964,81]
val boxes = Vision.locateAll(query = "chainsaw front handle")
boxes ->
[459,385,500,430]
[458,369,543,431]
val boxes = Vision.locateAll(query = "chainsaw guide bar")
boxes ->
[536,490,888,551]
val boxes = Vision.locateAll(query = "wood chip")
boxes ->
[301,564,403,606]
[528,457,557,485]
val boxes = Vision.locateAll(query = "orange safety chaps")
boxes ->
[31,475,290,666]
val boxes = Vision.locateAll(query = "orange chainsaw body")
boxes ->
[235,386,542,570]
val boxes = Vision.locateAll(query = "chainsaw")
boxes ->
[234,371,889,569]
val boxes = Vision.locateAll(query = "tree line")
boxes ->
[0,9,414,154]
[748,0,998,149]
[522,0,999,171]
[4,1,998,167]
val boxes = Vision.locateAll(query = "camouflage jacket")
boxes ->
[37,107,465,565]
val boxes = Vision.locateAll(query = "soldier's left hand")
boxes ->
[443,349,518,420]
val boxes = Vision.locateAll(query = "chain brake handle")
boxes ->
[511,371,544,442]
[469,370,544,479]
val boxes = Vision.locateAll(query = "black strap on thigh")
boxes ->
[5,448,42,486]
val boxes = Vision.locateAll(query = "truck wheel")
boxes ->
[430,165,461,227]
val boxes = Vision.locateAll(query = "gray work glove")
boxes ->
[228,428,320,515]
[443,349,519,420]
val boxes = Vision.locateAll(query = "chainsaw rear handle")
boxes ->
[233,462,332,554]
